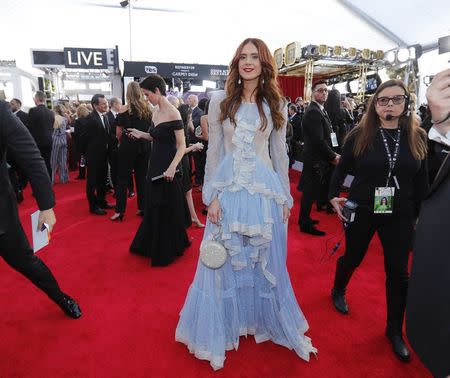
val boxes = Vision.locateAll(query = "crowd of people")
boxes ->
[1,38,449,377]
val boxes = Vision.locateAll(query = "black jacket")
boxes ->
[15,110,30,129]
[28,104,54,148]
[301,101,336,165]
[0,101,54,235]
[79,111,111,163]
[406,154,450,378]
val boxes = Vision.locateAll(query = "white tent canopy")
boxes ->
[1,0,449,99]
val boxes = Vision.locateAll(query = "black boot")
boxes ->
[331,256,355,315]
[56,294,82,319]
[385,278,410,362]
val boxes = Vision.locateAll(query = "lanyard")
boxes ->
[322,110,334,133]
[379,127,401,186]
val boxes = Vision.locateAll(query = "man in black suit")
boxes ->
[406,68,450,378]
[188,94,205,186]
[28,91,54,177]
[10,98,30,129]
[298,80,340,236]
[289,104,303,142]
[80,94,115,215]
[0,100,81,318]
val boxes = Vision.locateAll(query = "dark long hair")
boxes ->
[324,89,343,126]
[220,38,285,131]
[346,79,427,160]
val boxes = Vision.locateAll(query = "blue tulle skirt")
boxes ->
[175,155,316,370]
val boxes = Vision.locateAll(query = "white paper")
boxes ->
[31,210,49,253]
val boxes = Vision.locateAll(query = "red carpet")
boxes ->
[0,170,430,377]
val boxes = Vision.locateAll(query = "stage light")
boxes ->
[332,46,343,57]
[274,48,284,69]
[120,0,129,7]
[409,44,423,60]
[302,45,319,58]
[348,47,357,58]
[284,42,302,66]
[361,48,370,60]
[318,44,329,57]
[375,50,384,60]
[385,50,396,63]
[397,48,410,62]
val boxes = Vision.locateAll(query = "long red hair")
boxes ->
[219,38,285,131]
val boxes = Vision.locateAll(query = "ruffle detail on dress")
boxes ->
[202,115,288,207]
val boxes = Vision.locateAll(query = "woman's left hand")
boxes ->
[283,205,290,223]
[163,166,176,181]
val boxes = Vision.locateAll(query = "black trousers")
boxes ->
[298,163,323,226]
[86,158,108,210]
[193,149,206,185]
[115,146,148,214]
[341,208,414,332]
[39,146,52,179]
[108,145,118,189]
[0,217,63,303]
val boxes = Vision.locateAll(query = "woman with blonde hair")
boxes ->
[50,104,69,184]
[110,81,152,221]
[175,38,316,370]
[73,104,90,179]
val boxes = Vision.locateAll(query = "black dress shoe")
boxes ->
[300,225,326,236]
[90,208,107,215]
[136,210,144,216]
[128,191,135,198]
[331,288,349,314]
[386,331,411,362]
[100,203,115,210]
[57,294,82,319]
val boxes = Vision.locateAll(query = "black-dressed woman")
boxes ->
[329,79,428,362]
[110,81,151,221]
[127,74,190,266]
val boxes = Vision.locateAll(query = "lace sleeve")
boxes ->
[202,90,226,206]
[270,102,294,209]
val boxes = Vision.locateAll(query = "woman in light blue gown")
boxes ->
[175,38,317,370]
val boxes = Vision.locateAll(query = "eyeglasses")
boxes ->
[376,95,407,106]
[314,88,328,93]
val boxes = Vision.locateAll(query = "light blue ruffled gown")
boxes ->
[175,91,316,370]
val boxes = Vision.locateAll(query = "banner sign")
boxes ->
[123,61,228,81]
[32,47,118,70]
[64,48,108,69]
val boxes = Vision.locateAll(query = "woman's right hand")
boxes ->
[330,197,348,222]
[126,128,142,139]
[207,198,221,225]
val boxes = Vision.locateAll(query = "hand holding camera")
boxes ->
[330,197,348,222]
[426,68,450,127]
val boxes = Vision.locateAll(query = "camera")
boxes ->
[342,200,358,224]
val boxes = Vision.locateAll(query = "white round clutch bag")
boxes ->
[200,240,227,269]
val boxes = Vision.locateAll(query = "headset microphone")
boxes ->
[386,114,395,121]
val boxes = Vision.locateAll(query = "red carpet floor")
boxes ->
[0,170,430,377]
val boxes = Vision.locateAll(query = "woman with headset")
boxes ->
[328,79,428,362]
